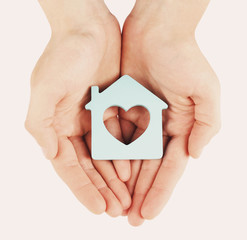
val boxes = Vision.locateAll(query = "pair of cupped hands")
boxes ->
[25,1,220,226]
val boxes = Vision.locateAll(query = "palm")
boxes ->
[28,16,132,216]
[120,17,219,225]
[122,20,219,138]
[33,29,120,139]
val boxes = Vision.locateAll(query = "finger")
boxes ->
[118,105,150,190]
[119,106,150,132]
[189,81,221,158]
[50,137,106,215]
[85,133,131,210]
[118,116,142,215]
[123,130,144,218]
[126,160,142,197]
[127,136,169,226]
[25,85,64,159]
[125,127,147,196]
[104,116,131,182]
[119,118,136,144]
[85,132,131,209]
[141,136,189,219]
[93,159,132,210]
[72,136,123,217]
[128,159,162,226]
[120,159,142,216]
[118,105,152,218]
[112,160,131,183]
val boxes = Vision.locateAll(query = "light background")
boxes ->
[0,0,246,239]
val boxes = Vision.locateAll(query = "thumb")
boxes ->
[25,84,63,159]
[189,82,221,158]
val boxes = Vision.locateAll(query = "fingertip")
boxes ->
[141,208,156,220]
[91,201,107,215]
[141,204,161,220]
[119,171,131,182]
[82,190,106,215]
[42,147,58,160]
[141,193,165,220]
[100,188,123,218]
[128,210,145,226]
[114,161,131,182]
[106,203,123,218]
[76,190,106,215]
[128,219,145,227]
[127,194,145,226]
[122,193,132,210]
[188,146,203,159]
[40,130,58,160]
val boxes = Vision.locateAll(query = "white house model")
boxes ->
[85,75,168,160]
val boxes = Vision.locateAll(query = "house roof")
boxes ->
[85,75,168,110]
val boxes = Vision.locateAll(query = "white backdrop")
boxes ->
[0,0,246,239]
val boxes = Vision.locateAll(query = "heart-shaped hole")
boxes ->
[103,106,150,145]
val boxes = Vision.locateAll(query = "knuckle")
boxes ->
[142,159,162,171]
[97,184,109,192]
[79,157,94,170]
[152,184,173,196]
[161,158,185,178]
[54,158,79,176]
[107,176,119,187]
[73,181,93,195]
[161,159,179,172]
[63,158,79,169]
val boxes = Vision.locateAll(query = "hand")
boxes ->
[120,0,221,226]
[25,1,131,216]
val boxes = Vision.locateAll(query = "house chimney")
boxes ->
[91,86,99,98]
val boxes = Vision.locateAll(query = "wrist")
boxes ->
[129,0,210,41]
[39,0,112,35]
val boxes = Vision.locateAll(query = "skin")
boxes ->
[25,0,131,216]
[120,0,221,226]
[25,0,221,226]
